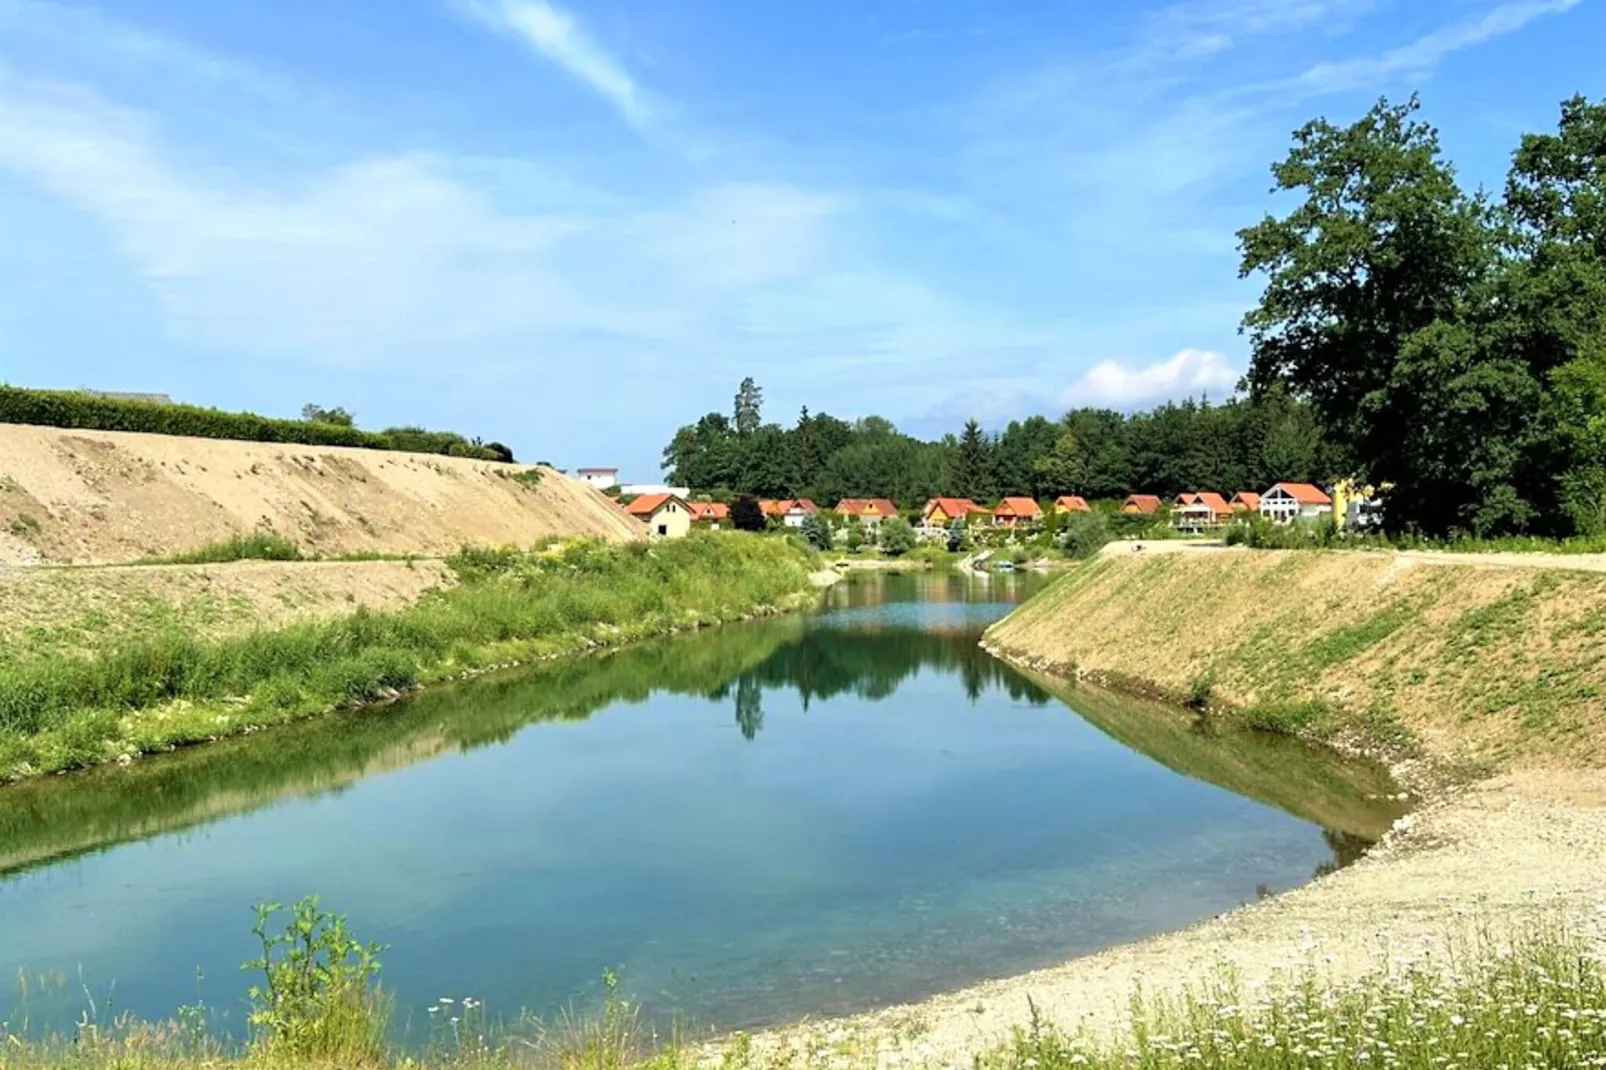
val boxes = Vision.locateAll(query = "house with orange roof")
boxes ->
[1230,491,1261,513]
[1173,491,1232,530]
[922,497,989,533]
[780,499,820,529]
[688,501,730,527]
[625,493,692,539]
[993,496,1043,530]
[836,498,900,528]
[1120,494,1164,516]
[1053,495,1091,513]
[1259,482,1333,525]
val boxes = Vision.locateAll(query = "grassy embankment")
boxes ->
[984,549,1606,773]
[0,534,818,782]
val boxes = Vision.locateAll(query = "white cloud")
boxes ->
[0,67,839,365]
[454,0,649,128]
[0,0,300,101]
[1294,0,1584,94]
[1142,0,1378,63]
[1060,349,1241,408]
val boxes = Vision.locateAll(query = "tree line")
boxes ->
[668,94,1606,539]
[661,376,1337,507]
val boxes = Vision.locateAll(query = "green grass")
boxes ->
[8,513,41,537]
[0,534,817,782]
[979,924,1606,1070]
[137,532,305,565]
[1302,606,1416,669]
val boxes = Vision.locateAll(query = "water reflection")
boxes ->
[0,572,1406,1036]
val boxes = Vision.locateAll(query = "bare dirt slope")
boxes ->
[988,549,1606,772]
[0,424,640,564]
[0,559,454,660]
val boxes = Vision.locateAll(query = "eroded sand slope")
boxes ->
[0,424,640,564]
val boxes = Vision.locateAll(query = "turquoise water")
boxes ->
[0,572,1398,1039]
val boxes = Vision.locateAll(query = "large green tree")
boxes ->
[1238,96,1503,534]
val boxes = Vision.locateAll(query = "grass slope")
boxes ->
[986,550,1606,771]
[0,534,818,783]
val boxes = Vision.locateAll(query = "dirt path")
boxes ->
[1102,539,1606,573]
[739,772,1606,1066]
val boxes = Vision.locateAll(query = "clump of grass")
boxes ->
[8,512,41,537]
[141,531,305,565]
[980,924,1606,1070]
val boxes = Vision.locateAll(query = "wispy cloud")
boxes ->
[1294,0,1585,94]
[0,0,299,101]
[1061,349,1241,408]
[453,0,649,128]
[1140,0,1379,63]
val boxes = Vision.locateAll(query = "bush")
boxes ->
[731,495,766,532]
[946,517,969,552]
[141,531,304,565]
[0,385,508,461]
[845,522,864,551]
[1058,511,1112,559]
[878,517,916,556]
[245,897,389,1064]
[799,512,833,551]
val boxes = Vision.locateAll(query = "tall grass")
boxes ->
[137,532,305,565]
[0,535,816,780]
[980,924,1606,1070]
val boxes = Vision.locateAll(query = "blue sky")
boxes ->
[0,0,1599,475]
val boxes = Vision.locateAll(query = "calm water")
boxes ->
[0,573,1401,1038]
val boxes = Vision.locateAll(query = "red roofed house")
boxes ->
[625,493,692,539]
[1230,491,1261,513]
[1121,494,1164,516]
[993,496,1043,530]
[689,501,730,527]
[781,499,821,529]
[1054,495,1091,513]
[922,497,989,533]
[1173,491,1232,531]
[836,498,900,528]
[1259,483,1333,525]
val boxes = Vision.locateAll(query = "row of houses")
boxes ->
[614,481,1362,540]
[1118,482,1354,529]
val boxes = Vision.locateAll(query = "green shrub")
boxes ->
[245,896,389,1064]
[140,531,304,565]
[1058,511,1112,559]
[878,517,916,556]
[0,385,507,461]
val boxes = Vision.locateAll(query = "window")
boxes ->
[657,524,668,536]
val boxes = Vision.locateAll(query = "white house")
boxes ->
[576,467,619,490]
[624,493,693,539]
[1259,482,1334,524]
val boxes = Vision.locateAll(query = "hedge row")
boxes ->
[0,386,510,461]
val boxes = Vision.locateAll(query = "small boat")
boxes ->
[994,559,1016,572]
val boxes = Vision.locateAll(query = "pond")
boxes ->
[0,572,1402,1039]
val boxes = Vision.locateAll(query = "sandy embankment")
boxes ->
[734,550,1606,1066]
[0,423,640,565]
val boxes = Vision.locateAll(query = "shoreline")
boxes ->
[719,637,1606,1066]
[730,770,1606,1068]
